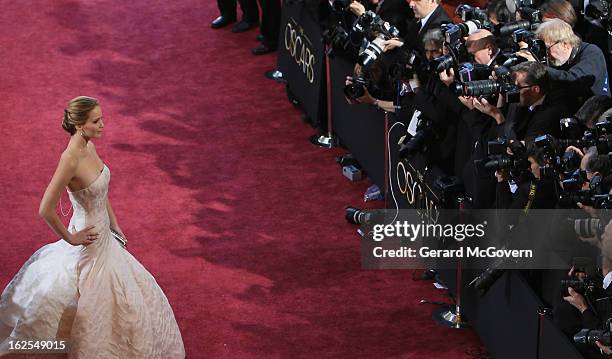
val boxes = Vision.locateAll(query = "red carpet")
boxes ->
[0,1,483,358]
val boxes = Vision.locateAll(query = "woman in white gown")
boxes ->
[0,96,185,358]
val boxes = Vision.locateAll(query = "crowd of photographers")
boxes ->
[324,0,612,355]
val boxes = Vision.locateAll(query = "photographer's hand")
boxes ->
[349,1,366,16]
[563,287,589,313]
[439,68,455,87]
[345,76,359,104]
[354,63,363,77]
[495,169,508,183]
[577,202,598,218]
[458,96,474,109]
[596,341,612,355]
[382,38,404,52]
[473,97,505,124]
[356,86,376,105]
[565,146,585,158]
[515,49,536,62]
[568,267,588,281]
[376,100,395,112]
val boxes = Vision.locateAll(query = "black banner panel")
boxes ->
[330,55,386,189]
[277,1,325,126]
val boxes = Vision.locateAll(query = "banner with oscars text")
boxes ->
[277,1,325,126]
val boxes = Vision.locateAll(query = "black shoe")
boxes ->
[252,43,277,55]
[211,15,235,29]
[232,20,258,33]
[256,34,264,41]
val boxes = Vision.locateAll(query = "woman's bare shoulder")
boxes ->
[58,147,81,172]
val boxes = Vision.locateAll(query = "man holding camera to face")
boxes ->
[518,19,609,112]
[553,216,612,358]
[470,61,570,142]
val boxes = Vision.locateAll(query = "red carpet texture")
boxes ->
[0,1,482,358]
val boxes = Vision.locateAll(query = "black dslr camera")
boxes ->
[344,76,371,100]
[455,66,520,103]
[398,116,435,159]
[510,29,548,64]
[586,0,612,32]
[353,10,400,67]
[432,21,487,73]
[388,49,429,80]
[475,139,531,180]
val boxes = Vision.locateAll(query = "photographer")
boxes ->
[472,61,570,142]
[400,29,460,175]
[555,218,612,358]
[519,19,609,112]
[348,0,413,37]
[436,72,506,208]
[575,95,612,130]
[402,0,451,50]
[487,0,514,26]
[494,144,560,209]
[540,0,578,28]
[466,29,508,69]
[345,28,443,111]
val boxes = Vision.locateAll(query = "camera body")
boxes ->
[353,10,400,67]
[344,76,371,100]
[586,0,612,32]
[455,66,520,103]
[512,29,548,64]
[388,49,429,80]
[398,116,435,159]
[432,21,486,74]
[456,4,491,28]
[478,139,530,177]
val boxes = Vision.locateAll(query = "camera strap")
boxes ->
[523,182,537,214]
[567,44,580,66]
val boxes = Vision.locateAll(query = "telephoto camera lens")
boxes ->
[483,156,513,170]
[574,329,612,346]
[345,207,372,225]
[574,218,603,238]
[497,20,531,37]
[359,36,386,67]
[459,80,499,97]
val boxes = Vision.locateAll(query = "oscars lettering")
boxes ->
[284,19,316,84]
[396,161,440,224]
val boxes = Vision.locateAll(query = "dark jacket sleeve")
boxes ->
[547,43,609,97]
[581,308,601,329]
[524,104,568,141]
[495,181,514,209]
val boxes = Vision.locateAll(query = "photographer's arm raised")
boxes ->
[473,97,506,125]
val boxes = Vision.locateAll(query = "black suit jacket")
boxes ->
[503,93,570,142]
[402,5,452,50]
[370,0,414,37]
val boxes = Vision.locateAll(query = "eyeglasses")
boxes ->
[546,41,560,51]
[517,84,535,90]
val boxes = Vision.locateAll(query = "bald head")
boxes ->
[467,29,494,42]
[466,29,498,65]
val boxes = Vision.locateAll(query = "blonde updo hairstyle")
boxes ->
[62,96,99,135]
